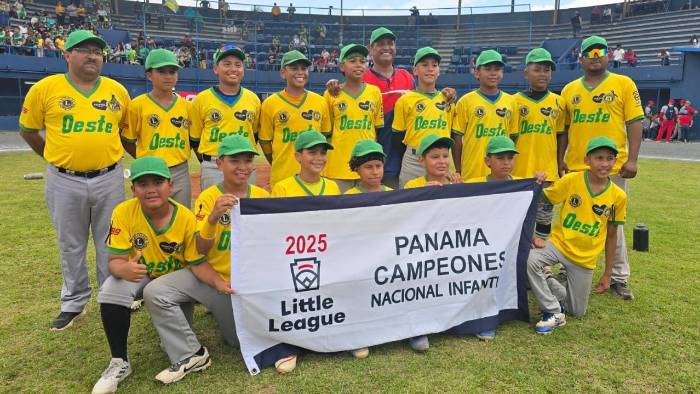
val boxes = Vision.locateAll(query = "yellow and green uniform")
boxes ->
[189,87,261,156]
[452,90,517,180]
[465,175,522,183]
[403,176,452,189]
[124,93,191,167]
[561,72,644,174]
[106,198,205,278]
[19,74,130,172]
[259,90,331,186]
[322,84,384,180]
[344,185,393,194]
[544,171,627,269]
[193,184,269,280]
[393,90,454,149]
[513,91,566,181]
[271,175,340,197]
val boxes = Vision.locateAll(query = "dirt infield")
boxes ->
[190,163,271,199]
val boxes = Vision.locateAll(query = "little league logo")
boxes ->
[290,257,320,292]
[107,95,121,112]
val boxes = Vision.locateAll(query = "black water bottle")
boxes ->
[633,224,649,252]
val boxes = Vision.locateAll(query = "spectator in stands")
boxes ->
[181,33,192,48]
[315,22,326,43]
[218,0,227,22]
[287,3,295,20]
[565,47,579,70]
[591,6,601,24]
[138,44,149,65]
[199,48,208,68]
[44,33,56,54]
[677,100,696,142]
[66,2,77,25]
[146,36,156,49]
[612,44,625,68]
[10,25,23,53]
[624,49,638,67]
[271,3,281,20]
[133,1,142,24]
[570,11,582,38]
[23,28,37,55]
[77,4,86,25]
[643,99,658,140]
[613,3,623,21]
[267,48,277,70]
[55,1,64,25]
[96,4,108,25]
[12,0,25,19]
[690,34,699,48]
[289,33,300,50]
[244,52,254,69]
[272,35,280,50]
[409,5,419,25]
[298,40,307,55]
[603,6,612,23]
[658,49,670,66]
[109,41,123,63]
[54,33,63,51]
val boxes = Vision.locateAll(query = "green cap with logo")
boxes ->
[218,134,259,156]
[294,130,334,151]
[525,47,556,70]
[586,136,618,155]
[281,50,311,67]
[476,49,504,68]
[339,43,369,63]
[581,35,608,52]
[214,44,246,64]
[145,48,181,71]
[370,27,396,45]
[418,134,454,156]
[64,29,106,51]
[486,136,518,155]
[413,47,441,66]
[129,156,171,181]
[351,140,385,158]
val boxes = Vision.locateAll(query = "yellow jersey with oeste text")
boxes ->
[393,90,454,149]
[271,175,340,197]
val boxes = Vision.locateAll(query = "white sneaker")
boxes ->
[535,312,566,335]
[350,347,369,359]
[155,347,211,384]
[92,358,131,394]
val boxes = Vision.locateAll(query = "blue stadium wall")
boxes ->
[1,51,699,138]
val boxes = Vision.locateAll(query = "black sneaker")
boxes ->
[50,310,86,331]
[610,282,635,300]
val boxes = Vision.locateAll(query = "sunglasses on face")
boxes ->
[582,48,607,59]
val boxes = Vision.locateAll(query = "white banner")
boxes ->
[231,181,539,374]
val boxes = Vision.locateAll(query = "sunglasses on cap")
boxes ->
[582,48,607,59]
[220,44,241,52]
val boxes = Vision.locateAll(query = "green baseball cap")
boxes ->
[586,136,618,155]
[294,130,334,151]
[64,29,106,51]
[581,35,608,52]
[486,136,518,155]
[476,49,504,68]
[214,44,246,64]
[418,134,454,156]
[129,156,171,181]
[369,27,396,45]
[145,48,181,71]
[525,47,556,70]
[218,134,259,156]
[339,43,369,63]
[351,140,385,158]
[413,47,441,66]
[281,50,311,67]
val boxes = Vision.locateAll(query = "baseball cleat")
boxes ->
[155,347,211,384]
[92,358,132,394]
[50,310,86,331]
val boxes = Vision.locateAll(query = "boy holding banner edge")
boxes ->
[345,140,393,194]
[404,134,461,189]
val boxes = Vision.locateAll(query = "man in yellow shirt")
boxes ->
[560,35,643,300]
[528,137,627,334]
[19,30,131,331]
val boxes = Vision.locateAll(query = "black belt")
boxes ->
[202,154,213,162]
[56,163,118,178]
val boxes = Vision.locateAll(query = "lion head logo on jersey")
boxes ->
[234,110,249,121]
[519,105,529,117]
[415,102,426,113]
[358,101,372,111]
[569,194,582,208]
[475,106,485,118]
[572,94,581,105]
[540,107,552,116]
[337,101,347,112]
[278,111,289,124]
[148,114,161,127]
[107,95,121,112]
[59,97,76,111]
[209,109,222,123]
[219,211,231,225]
[132,233,148,250]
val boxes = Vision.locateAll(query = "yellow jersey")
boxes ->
[124,93,191,167]
[271,175,340,197]
[193,184,269,280]
[106,198,204,278]
[344,185,393,194]
[561,72,644,174]
[545,171,627,269]
[393,90,454,149]
[189,87,261,156]
[465,175,522,183]
[322,84,384,180]
[259,90,331,186]
[513,91,566,181]
[404,176,453,189]
[452,90,517,180]
[19,74,130,172]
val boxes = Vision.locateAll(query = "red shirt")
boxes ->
[362,67,414,113]
[679,106,696,126]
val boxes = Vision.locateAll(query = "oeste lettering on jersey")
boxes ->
[149,132,186,150]
[139,255,183,274]
[61,114,113,133]
[414,115,448,131]
[282,125,314,142]
[209,126,250,142]
[339,114,372,131]
[519,119,552,135]
[562,213,601,237]
[475,123,507,138]
[572,108,611,124]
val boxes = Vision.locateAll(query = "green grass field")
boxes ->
[0,152,698,393]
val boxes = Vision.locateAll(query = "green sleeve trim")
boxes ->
[187,255,207,265]
[626,115,644,125]
[121,136,137,143]
[189,136,200,141]
[392,128,406,134]
[259,139,272,143]
[609,220,625,225]
[375,123,385,129]
[106,246,130,255]
[19,123,40,132]
[451,128,464,136]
